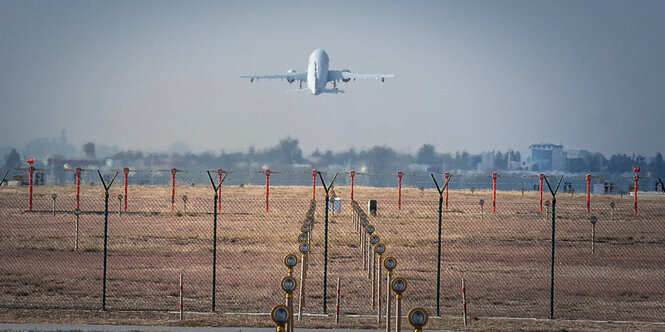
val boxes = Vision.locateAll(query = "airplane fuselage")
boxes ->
[241,49,393,95]
[307,49,329,95]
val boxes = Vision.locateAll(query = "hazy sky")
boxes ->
[1,0,664,156]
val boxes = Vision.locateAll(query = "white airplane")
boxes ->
[241,49,394,95]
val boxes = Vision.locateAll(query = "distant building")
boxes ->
[529,143,565,171]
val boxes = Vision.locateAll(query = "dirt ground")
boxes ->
[1,182,664,330]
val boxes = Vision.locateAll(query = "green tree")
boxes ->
[3,148,21,169]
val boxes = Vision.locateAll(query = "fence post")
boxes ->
[97,170,118,311]
[218,169,223,212]
[350,170,355,210]
[318,171,338,314]
[27,158,34,211]
[444,172,450,211]
[539,173,544,213]
[586,173,591,213]
[492,172,497,213]
[397,171,403,211]
[207,171,227,312]
[312,169,317,200]
[544,175,563,319]
[75,167,81,210]
[171,168,177,212]
[265,169,270,213]
[123,168,129,212]
[431,173,450,316]
[633,167,640,214]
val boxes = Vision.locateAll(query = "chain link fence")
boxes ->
[1,170,664,323]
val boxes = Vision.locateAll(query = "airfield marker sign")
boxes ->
[391,276,407,332]
[408,307,429,332]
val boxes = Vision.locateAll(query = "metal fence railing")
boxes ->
[1,171,664,323]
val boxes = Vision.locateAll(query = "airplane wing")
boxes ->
[240,71,307,83]
[327,70,395,82]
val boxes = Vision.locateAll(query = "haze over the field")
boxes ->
[1,0,664,156]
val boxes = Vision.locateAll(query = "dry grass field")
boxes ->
[1,181,664,330]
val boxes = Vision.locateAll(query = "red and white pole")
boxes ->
[492,172,497,213]
[27,158,34,211]
[397,171,403,211]
[586,173,591,213]
[633,167,640,214]
[312,169,317,200]
[265,169,270,213]
[350,170,355,207]
[217,169,223,212]
[123,167,129,212]
[445,172,450,211]
[75,167,81,210]
[539,173,544,213]
[171,168,176,212]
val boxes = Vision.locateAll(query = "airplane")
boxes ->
[241,49,394,95]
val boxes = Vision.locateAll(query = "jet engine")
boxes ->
[341,69,351,82]
[287,69,296,83]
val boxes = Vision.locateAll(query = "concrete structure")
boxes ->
[529,144,565,171]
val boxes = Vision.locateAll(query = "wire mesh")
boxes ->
[0,171,664,322]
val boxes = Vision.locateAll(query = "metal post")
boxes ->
[396,294,402,332]
[265,169,270,213]
[207,171,227,313]
[462,277,467,326]
[444,172,450,211]
[633,167,640,214]
[298,252,307,322]
[335,277,341,324]
[492,172,497,213]
[218,169,223,212]
[179,273,184,321]
[431,174,450,317]
[123,167,128,212]
[28,161,34,211]
[312,169,317,200]
[544,175,563,320]
[371,250,376,307]
[397,171,403,211]
[350,170,355,210]
[436,193,442,316]
[386,272,391,332]
[52,194,57,216]
[212,190,218,312]
[377,254,382,323]
[586,173,591,213]
[171,168,176,212]
[539,173,544,213]
[75,167,81,210]
[592,223,596,255]
[97,170,118,311]
[318,172,337,314]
